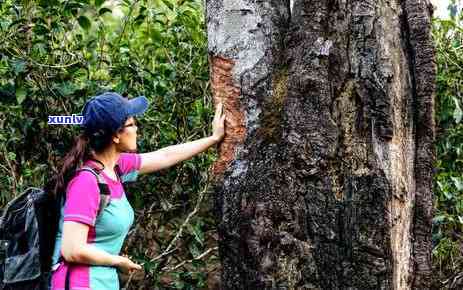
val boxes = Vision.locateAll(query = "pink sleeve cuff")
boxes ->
[135,153,141,171]
[63,215,95,226]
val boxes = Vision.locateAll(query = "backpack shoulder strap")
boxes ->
[76,166,110,217]
[79,166,105,183]
[114,164,122,181]
[114,164,127,192]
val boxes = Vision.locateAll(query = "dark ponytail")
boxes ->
[48,133,92,197]
[45,128,117,198]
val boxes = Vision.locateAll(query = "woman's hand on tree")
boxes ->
[212,101,226,142]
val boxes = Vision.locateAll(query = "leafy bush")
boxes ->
[0,0,218,288]
[433,13,463,287]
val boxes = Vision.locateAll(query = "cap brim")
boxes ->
[127,96,149,117]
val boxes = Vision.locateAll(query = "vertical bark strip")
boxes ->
[206,0,435,289]
[401,1,436,289]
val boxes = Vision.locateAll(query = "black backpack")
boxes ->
[0,162,123,290]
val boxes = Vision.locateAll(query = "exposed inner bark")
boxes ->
[210,56,246,177]
[206,0,435,289]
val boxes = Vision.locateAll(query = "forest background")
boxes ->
[0,0,461,288]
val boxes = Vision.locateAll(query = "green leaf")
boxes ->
[451,176,463,191]
[119,47,130,54]
[16,87,27,104]
[174,280,185,289]
[23,168,32,177]
[151,29,162,42]
[94,0,105,7]
[442,188,453,200]
[77,15,91,31]
[437,180,446,191]
[33,24,50,35]
[98,7,112,16]
[433,214,447,224]
[55,82,78,96]
[161,0,174,10]
[453,96,463,123]
[11,60,26,75]
[63,2,84,16]
[134,14,146,25]
[188,242,200,257]
[7,152,16,161]
[188,223,204,245]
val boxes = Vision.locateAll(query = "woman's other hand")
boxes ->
[112,255,142,274]
[212,101,226,142]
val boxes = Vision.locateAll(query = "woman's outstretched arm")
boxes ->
[139,102,226,175]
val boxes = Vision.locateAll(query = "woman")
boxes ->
[49,92,225,290]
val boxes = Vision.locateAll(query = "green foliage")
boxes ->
[433,13,463,286]
[0,0,217,288]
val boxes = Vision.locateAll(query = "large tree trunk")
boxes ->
[205,0,436,289]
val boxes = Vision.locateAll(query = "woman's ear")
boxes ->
[113,133,121,144]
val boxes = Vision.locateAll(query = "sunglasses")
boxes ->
[121,117,139,129]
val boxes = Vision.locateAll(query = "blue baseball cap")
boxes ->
[81,92,148,135]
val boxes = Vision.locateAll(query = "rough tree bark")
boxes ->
[206,0,436,289]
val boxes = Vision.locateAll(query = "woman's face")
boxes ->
[115,116,138,152]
